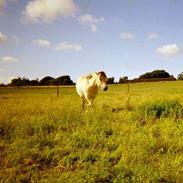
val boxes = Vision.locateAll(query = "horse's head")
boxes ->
[96,71,108,91]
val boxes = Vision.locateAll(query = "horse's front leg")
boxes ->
[82,96,85,110]
[85,97,94,111]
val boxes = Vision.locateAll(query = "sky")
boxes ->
[1,0,183,83]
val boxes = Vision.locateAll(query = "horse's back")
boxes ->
[76,73,96,98]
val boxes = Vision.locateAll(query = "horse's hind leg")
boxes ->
[81,96,85,110]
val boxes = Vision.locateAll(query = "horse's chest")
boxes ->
[87,86,98,98]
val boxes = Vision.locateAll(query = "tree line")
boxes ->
[109,70,177,84]
[1,70,183,86]
[10,75,74,86]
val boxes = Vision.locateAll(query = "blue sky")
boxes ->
[1,0,183,83]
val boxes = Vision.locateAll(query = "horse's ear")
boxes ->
[97,71,106,77]
[97,71,103,75]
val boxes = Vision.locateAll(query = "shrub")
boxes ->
[39,76,55,85]
[107,77,115,84]
[56,75,73,85]
[118,76,128,84]
[177,72,183,80]
[139,70,171,79]
[11,77,30,86]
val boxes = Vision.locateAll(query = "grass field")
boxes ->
[1,81,183,183]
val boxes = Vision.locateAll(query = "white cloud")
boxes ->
[0,33,20,44]
[77,14,104,32]
[156,44,183,57]
[0,33,20,45]
[78,14,104,24]
[1,56,19,63]
[22,0,78,23]
[0,32,7,44]
[55,41,82,51]
[120,32,135,40]
[32,39,51,47]
[148,32,158,39]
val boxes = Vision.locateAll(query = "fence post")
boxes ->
[127,81,130,93]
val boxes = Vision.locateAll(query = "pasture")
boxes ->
[1,81,183,182]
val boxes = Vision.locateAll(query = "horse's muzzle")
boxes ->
[104,86,108,91]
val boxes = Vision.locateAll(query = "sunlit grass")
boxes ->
[1,82,183,182]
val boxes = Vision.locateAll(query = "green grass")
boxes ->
[1,82,183,182]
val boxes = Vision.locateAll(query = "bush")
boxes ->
[11,77,30,86]
[139,70,171,79]
[39,76,55,85]
[134,100,183,121]
[56,75,73,85]
[177,72,183,80]
[118,76,128,84]
[107,77,115,84]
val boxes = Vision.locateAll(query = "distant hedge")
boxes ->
[128,77,176,83]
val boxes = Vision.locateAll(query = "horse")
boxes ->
[76,71,108,109]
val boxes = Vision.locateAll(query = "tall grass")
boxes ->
[1,82,183,182]
[134,100,183,122]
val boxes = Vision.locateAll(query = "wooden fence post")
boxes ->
[127,81,130,93]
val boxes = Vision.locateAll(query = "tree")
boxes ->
[107,77,115,84]
[10,75,74,86]
[118,76,128,84]
[48,79,57,85]
[11,77,21,86]
[11,77,30,86]
[56,75,73,85]
[39,76,54,85]
[29,79,39,86]
[177,72,183,80]
[139,70,171,79]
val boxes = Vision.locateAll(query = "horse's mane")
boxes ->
[85,73,93,79]
[85,71,107,80]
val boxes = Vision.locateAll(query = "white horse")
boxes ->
[76,71,108,109]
